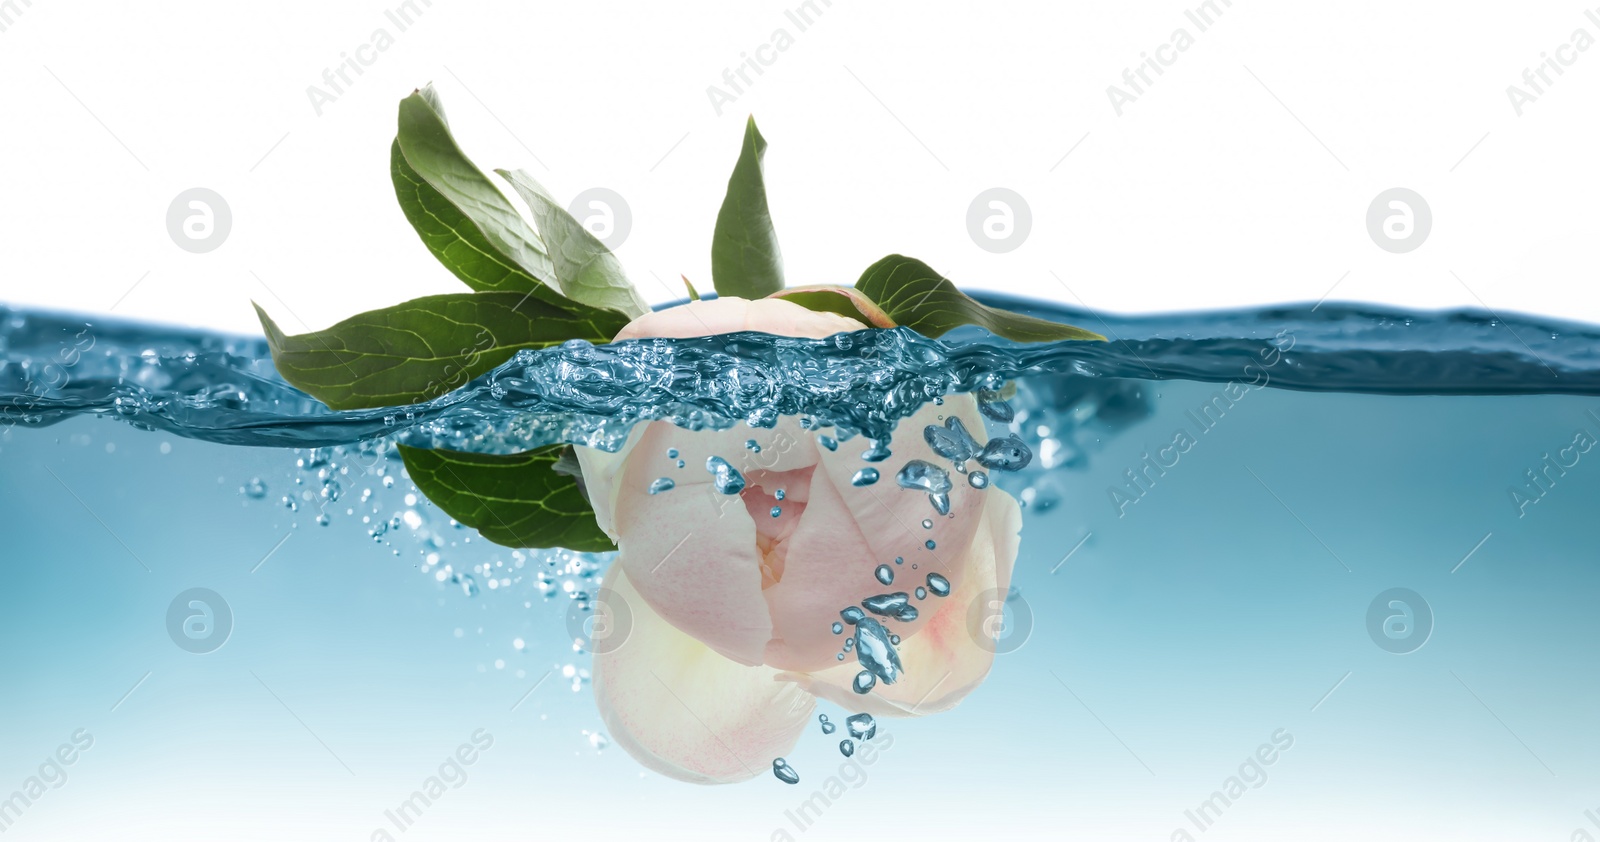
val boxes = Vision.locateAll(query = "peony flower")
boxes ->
[576,297,1022,783]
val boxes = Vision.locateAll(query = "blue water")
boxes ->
[3,296,1599,840]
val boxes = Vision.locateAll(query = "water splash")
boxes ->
[4,298,1598,461]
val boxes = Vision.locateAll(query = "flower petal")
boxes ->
[615,296,865,341]
[608,419,824,666]
[611,459,773,666]
[778,489,1021,717]
[810,396,990,595]
[594,569,815,784]
[574,425,646,541]
[759,465,887,672]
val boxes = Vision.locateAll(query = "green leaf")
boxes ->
[767,285,897,328]
[496,169,649,319]
[255,291,628,411]
[855,255,1105,342]
[398,444,615,553]
[711,116,785,299]
[392,86,557,294]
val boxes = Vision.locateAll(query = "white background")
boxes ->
[1,0,1598,335]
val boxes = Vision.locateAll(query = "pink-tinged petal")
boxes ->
[573,425,646,541]
[743,298,867,338]
[811,396,990,591]
[611,461,773,666]
[759,467,888,672]
[779,490,1022,717]
[615,296,865,342]
[594,569,815,784]
[607,418,825,666]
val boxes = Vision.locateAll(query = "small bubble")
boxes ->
[977,436,1033,472]
[897,460,952,494]
[851,468,880,487]
[924,416,980,463]
[926,573,951,597]
[969,471,990,489]
[925,539,937,550]
[915,587,927,600]
[862,593,910,617]
[818,435,838,451]
[770,506,782,518]
[648,477,675,495]
[839,739,855,757]
[667,448,679,458]
[875,565,894,585]
[705,456,747,494]
[832,622,844,635]
[977,391,1015,423]
[772,758,800,785]
[241,478,268,499]
[852,671,877,694]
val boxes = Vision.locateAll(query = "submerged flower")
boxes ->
[577,297,1022,783]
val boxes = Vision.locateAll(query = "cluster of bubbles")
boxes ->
[242,441,614,611]
[830,390,1027,693]
[628,387,1047,783]
[230,438,617,751]
[773,713,881,784]
[214,359,1148,781]
[761,391,1035,784]
[992,378,1154,512]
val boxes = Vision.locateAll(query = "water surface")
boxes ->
[2,296,1597,840]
